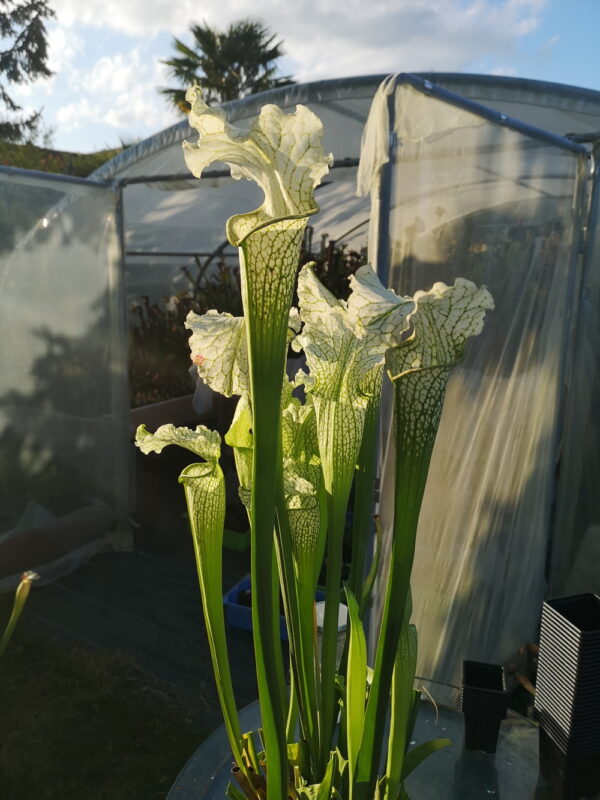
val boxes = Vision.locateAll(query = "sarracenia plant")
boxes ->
[135,90,494,800]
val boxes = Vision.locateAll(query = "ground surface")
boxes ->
[0,632,206,800]
[0,439,257,797]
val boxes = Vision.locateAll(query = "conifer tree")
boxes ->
[0,0,55,142]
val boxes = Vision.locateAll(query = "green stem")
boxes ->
[286,670,299,744]
[319,493,347,770]
[384,624,417,800]
[348,393,380,601]
[354,369,446,799]
[275,475,322,777]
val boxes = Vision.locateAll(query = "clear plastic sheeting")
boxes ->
[0,169,130,592]
[3,73,600,599]
[362,78,592,694]
[122,167,370,304]
[413,73,600,140]
[92,77,381,305]
[88,73,600,307]
[550,151,600,597]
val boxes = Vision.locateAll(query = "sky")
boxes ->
[8,0,600,153]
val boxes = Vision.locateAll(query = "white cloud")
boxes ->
[55,49,177,133]
[48,0,546,75]
[278,0,547,82]
[47,24,84,74]
[40,0,550,149]
[55,98,94,128]
[77,52,144,95]
[51,0,205,37]
[490,66,518,77]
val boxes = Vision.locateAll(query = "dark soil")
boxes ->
[0,631,206,800]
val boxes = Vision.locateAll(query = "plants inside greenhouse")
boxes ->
[136,89,493,799]
[129,229,365,408]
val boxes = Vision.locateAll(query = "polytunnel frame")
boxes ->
[0,163,133,567]
[545,134,600,589]
[2,73,598,595]
[369,72,596,602]
[89,75,393,284]
[110,159,363,264]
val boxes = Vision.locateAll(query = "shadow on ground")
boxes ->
[2,436,258,736]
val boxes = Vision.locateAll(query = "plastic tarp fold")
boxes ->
[0,169,130,592]
[550,149,600,597]
[361,77,592,695]
[89,73,600,307]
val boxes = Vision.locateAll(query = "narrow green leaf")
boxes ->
[286,670,299,745]
[242,731,261,775]
[406,690,422,753]
[401,738,452,779]
[226,781,252,800]
[225,394,254,515]
[344,588,367,789]
[317,751,338,800]
[349,370,382,608]
[288,740,309,771]
[384,624,417,800]
[359,514,383,616]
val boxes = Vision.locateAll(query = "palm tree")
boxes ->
[160,19,295,113]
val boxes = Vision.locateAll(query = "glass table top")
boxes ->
[167,698,562,799]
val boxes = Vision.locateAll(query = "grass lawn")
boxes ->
[0,629,208,800]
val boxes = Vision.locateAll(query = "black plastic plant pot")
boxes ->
[460,661,508,753]
[534,593,600,759]
[463,712,503,754]
[461,661,508,714]
[538,728,600,800]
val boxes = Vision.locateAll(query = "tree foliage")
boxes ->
[160,19,294,112]
[0,0,55,143]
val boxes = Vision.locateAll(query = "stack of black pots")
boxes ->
[460,660,508,754]
[534,593,600,799]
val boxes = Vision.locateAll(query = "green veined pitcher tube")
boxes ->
[354,279,493,799]
[183,93,332,799]
[294,264,414,771]
[179,461,247,774]
[134,423,254,787]
[239,217,310,799]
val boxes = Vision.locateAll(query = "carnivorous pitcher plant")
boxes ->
[136,89,493,800]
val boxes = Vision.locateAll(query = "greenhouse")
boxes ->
[1,71,599,698]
